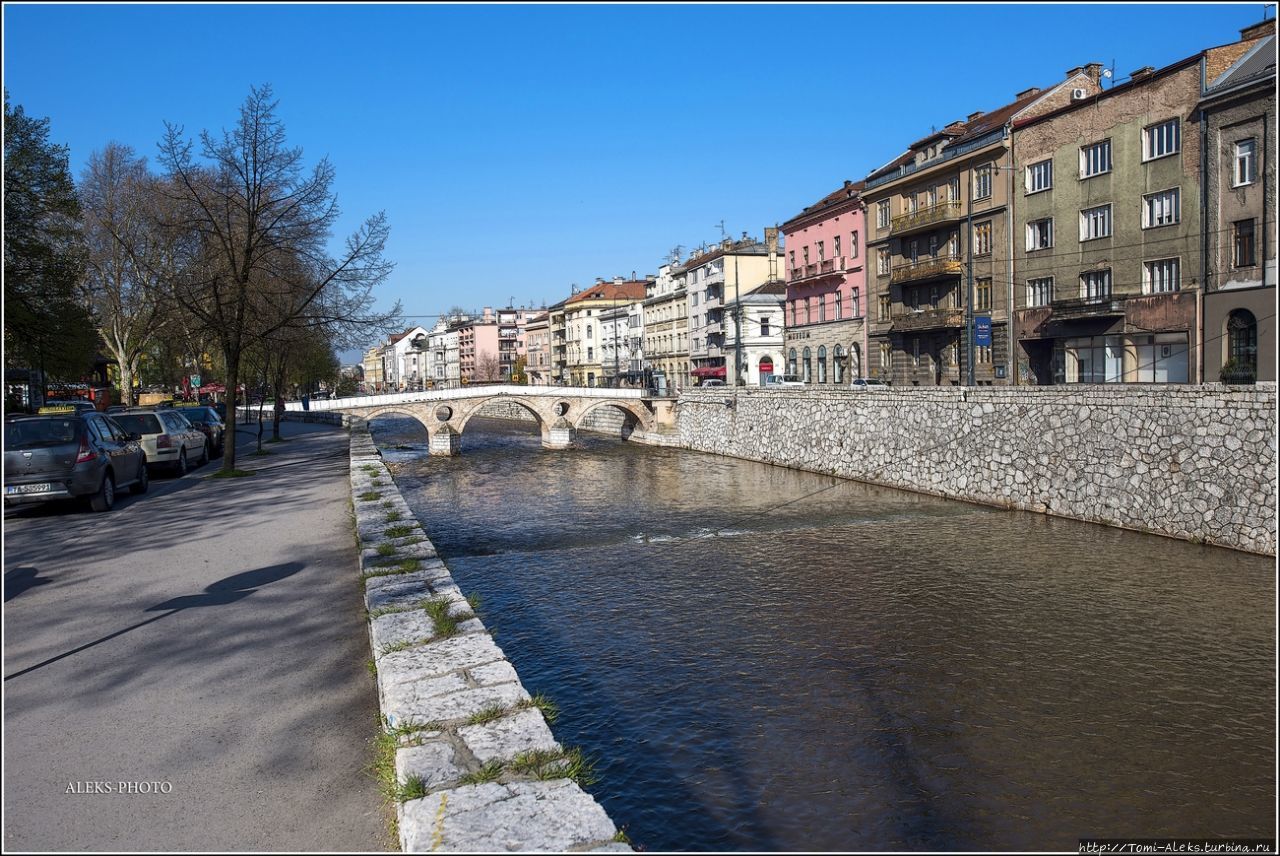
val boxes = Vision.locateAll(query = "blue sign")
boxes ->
[974,316,992,347]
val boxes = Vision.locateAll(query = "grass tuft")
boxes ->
[208,468,255,479]
[365,658,378,678]
[421,597,464,638]
[463,704,508,727]
[612,828,632,845]
[457,761,504,786]
[518,692,559,724]
[384,510,404,523]
[376,543,396,557]
[510,747,597,786]
[384,524,414,538]
[378,637,431,656]
[249,449,273,457]
[396,775,428,802]
[358,491,382,501]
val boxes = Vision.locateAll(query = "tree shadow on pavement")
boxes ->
[4,566,51,602]
[3,561,305,682]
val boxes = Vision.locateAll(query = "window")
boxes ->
[760,316,770,337]
[973,165,992,200]
[692,293,699,306]
[587,346,594,360]
[912,338,920,368]
[817,240,825,261]
[1131,334,1189,383]
[1081,269,1112,299]
[1143,119,1180,161]
[908,239,919,262]
[1027,218,1053,251]
[927,186,938,207]
[804,297,812,324]
[818,295,826,322]
[1080,140,1112,177]
[790,301,798,326]
[949,177,960,202]
[975,278,992,311]
[802,347,812,382]
[976,345,992,365]
[1026,159,1053,193]
[1080,204,1112,240]
[879,295,891,320]
[586,324,593,339]
[1234,220,1256,267]
[877,248,891,276]
[877,200,891,228]
[879,342,892,374]
[803,246,810,264]
[1235,139,1257,186]
[973,221,993,256]
[851,288,861,317]
[1227,309,1258,371]
[850,231,859,258]
[1143,258,1180,294]
[1143,188,1180,228]
[1027,277,1054,307]
[818,346,827,383]
[788,348,797,376]
[904,193,917,214]
[788,250,795,272]
[834,290,842,320]
[833,235,841,258]
[833,345,845,383]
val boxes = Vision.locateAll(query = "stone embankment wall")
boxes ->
[676,384,1277,556]
[347,426,629,852]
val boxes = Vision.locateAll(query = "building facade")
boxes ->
[864,68,1103,386]
[687,234,783,385]
[599,301,645,385]
[523,313,551,385]
[727,281,786,386]
[1011,32,1268,385]
[562,278,649,386]
[457,320,500,384]
[782,183,868,384]
[643,262,690,393]
[1199,22,1276,383]
[362,347,384,392]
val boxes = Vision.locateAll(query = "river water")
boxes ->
[371,415,1276,852]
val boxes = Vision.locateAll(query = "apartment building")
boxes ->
[643,262,690,393]
[1011,24,1272,385]
[1199,22,1276,383]
[523,313,551,385]
[456,319,499,384]
[563,278,649,387]
[687,233,784,385]
[864,67,1103,386]
[548,299,569,384]
[781,181,868,383]
[727,281,786,386]
[361,347,384,392]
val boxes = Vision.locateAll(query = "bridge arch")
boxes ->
[573,399,653,440]
[362,406,434,438]
[453,395,551,440]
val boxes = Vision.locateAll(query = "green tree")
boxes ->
[3,92,97,388]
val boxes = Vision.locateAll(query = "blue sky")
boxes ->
[3,2,1271,358]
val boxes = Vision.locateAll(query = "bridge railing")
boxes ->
[286,385,648,412]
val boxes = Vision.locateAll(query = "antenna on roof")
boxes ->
[714,220,727,239]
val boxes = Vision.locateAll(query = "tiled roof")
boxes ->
[782,180,866,227]
[565,281,649,305]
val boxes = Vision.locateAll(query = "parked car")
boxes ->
[700,379,726,388]
[171,404,226,457]
[38,400,96,415]
[4,412,148,512]
[109,408,209,476]
[850,378,891,391]
[764,374,806,388]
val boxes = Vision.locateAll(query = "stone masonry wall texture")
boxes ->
[347,426,629,853]
[675,385,1277,556]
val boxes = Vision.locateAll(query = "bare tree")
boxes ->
[474,352,502,382]
[157,85,398,471]
[79,142,181,406]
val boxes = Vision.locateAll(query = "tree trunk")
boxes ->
[222,350,240,471]
[271,360,288,442]
[118,359,136,408]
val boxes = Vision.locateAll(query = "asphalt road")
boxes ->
[3,422,390,851]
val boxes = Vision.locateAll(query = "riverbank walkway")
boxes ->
[2,422,388,851]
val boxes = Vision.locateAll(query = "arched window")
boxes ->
[817,345,828,383]
[1227,308,1258,376]
[802,347,812,383]
[788,348,797,377]
[833,345,845,383]
[852,343,863,379]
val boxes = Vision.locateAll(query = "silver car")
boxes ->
[110,409,209,476]
[4,413,149,512]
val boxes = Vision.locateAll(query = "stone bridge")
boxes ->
[288,385,677,455]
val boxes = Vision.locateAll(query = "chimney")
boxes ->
[843,179,851,188]
[1084,62,1105,84]
[1016,86,1042,99]
[967,110,984,122]
[1065,66,1085,79]
[1129,66,1156,82]
[613,276,624,285]
[595,277,604,285]
[1240,18,1276,41]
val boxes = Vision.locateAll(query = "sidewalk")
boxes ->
[3,422,389,851]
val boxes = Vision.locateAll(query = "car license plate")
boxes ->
[6,483,54,495]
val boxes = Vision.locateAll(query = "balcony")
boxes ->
[890,201,963,236]
[891,255,963,285]
[891,307,965,332]
[1049,295,1126,321]
[789,258,846,284]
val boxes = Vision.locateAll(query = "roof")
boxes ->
[1013,52,1203,131]
[565,280,648,305]
[1207,34,1276,91]
[781,180,866,229]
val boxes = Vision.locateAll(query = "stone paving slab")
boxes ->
[376,634,511,685]
[384,682,530,729]
[400,781,619,853]
[395,739,468,793]
[457,708,561,765]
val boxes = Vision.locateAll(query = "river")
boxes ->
[371,414,1275,852]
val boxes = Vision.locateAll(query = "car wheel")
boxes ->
[175,448,189,477]
[199,440,210,467]
[89,474,116,512]
[132,460,149,495]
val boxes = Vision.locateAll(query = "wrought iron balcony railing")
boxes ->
[890,200,963,236]
[890,255,963,284]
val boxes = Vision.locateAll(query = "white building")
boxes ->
[724,282,786,386]
[599,300,645,384]
[380,327,428,391]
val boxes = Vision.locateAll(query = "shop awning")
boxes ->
[690,365,727,378]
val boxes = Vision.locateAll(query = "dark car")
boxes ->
[4,412,149,512]
[171,404,225,457]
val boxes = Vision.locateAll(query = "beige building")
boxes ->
[361,347,384,392]
[643,262,690,393]
[562,278,650,387]
[864,67,1104,386]
[686,234,784,385]
[523,312,551,385]
[1011,23,1272,385]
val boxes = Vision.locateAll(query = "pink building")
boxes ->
[780,180,869,383]
[457,321,500,383]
